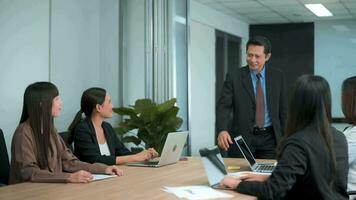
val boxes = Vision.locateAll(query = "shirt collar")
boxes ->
[250,65,266,79]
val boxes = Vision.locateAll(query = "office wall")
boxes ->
[122,0,146,106]
[0,0,50,155]
[250,23,314,94]
[315,19,356,118]
[51,0,120,130]
[189,0,249,155]
[0,0,120,156]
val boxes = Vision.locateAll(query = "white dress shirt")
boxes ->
[344,125,356,194]
[98,142,111,156]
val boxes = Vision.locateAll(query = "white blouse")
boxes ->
[343,125,356,193]
[98,142,111,156]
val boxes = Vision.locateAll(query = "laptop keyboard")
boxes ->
[256,164,274,172]
[143,160,159,165]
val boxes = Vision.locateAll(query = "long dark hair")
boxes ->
[342,76,356,125]
[20,82,59,169]
[68,87,106,143]
[278,75,336,186]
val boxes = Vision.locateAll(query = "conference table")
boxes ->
[0,157,262,200]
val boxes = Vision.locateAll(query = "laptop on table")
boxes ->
[126,131,188,167]
[199,146,227,189]
[234,135,276,173]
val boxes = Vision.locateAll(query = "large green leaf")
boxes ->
[113,107,137,116]
[115,98,183,154]
[157,98,176,113]
[139,106,159,124]
[134,99,155,113]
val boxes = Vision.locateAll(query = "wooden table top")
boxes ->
[0,157,259,200]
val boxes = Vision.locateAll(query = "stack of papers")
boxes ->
[163,185,234,200]
[92,174,117,181]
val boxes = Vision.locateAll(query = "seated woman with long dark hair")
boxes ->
[342,76,356,199]
[220,75,349,199]
[68,87,158,165]
[10,82,123,184]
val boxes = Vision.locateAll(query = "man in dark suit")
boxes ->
[216,36,287,159]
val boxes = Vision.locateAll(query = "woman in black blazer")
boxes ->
[68,87,158,165]
[220,75,349,200]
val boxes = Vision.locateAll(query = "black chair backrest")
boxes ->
[0,129,10,185]
[58,131,74,152]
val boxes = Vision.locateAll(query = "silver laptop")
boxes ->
[200,146,227,189]
[126,131,188,167]
[234,136,275,173]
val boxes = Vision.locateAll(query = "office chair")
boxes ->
[58,131,74,152]
[0,129,10,186]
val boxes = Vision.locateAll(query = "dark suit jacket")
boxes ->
[73,119,133,165]
[236,126,349,200]
[216,65,287,156]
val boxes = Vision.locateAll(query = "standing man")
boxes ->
[216,36,287,159]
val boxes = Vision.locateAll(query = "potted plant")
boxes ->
[114,98,183,154]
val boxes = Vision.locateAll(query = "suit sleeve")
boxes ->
[216,71,234,133]
[279,72,288,135]
[74,124,116,165]
[236,142,307,200]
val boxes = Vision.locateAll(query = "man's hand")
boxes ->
[67,170,93,183]
[217,131,233,151]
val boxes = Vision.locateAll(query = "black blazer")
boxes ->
[73,119,132,165]
[216,65,288,156]
[236,126,349,200]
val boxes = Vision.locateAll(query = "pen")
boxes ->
[185,189,195,195]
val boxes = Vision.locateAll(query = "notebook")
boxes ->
[234,135,275,173]
[126,131,188,167]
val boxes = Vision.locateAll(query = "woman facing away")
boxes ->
[220,75,349,200]
[9,82,123,184]
[68,87,158,166]
[342,76,356,198]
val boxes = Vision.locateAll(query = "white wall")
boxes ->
[0,0,50,155]
[51,0,101,130]
[51,0,120,129]
[122,0,146,106]
[189,0,249,155]
[0,0,120,156]
[315,19,356,118]
[99,0,120,125]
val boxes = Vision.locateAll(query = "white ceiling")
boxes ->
[193,0,356,24]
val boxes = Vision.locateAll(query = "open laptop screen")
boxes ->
[234,136,256,166]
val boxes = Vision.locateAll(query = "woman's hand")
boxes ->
[134,148,159,161]
[67,170,93,183]
[105,166,124,176]
[147,148,159,158]
[219,173,270,189]
[241,172,270,182]
[220,176,241,190]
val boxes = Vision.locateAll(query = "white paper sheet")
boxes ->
[92,174,117,181]
[163,185,234,200]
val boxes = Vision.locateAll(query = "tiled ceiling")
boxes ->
[193,0,356,24]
